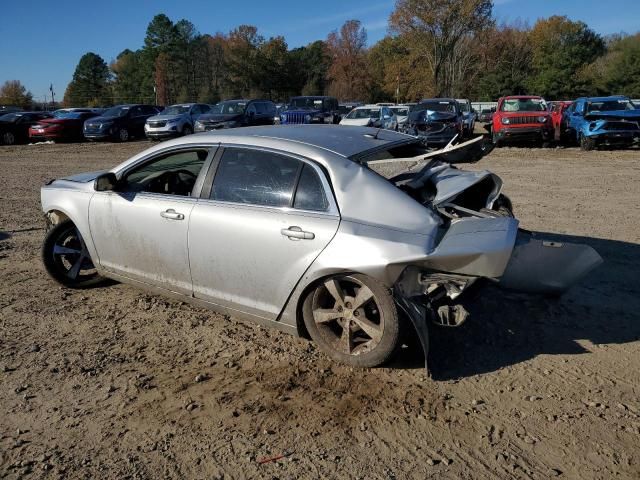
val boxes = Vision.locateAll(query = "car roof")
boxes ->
[421,98,456,103]
[123,125,416,163]
[576,96,629,102]
[502,95,544,99]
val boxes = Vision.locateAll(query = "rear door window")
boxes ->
[211,148,301,207]
[293,164,329,212]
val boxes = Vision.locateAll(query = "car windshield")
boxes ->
[0,113,21,122]
[500,98,546,112]
[586,99,636,113]
[52,111,85,119]
[210,101,246,114]
[102,106,131,117]
[162,105,192,115]
[457,102,470,112]
[412,101,456,113]
[289,98,324,110]
[390,107,409,116]
[346,108,380,119]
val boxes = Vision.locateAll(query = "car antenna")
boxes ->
[364,128,383,139]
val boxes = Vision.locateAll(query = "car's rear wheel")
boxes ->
[117,128,129,142]
[42,220,105,288]
[302,274,401,368]
[2,131,16,145]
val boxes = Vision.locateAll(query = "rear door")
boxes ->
[189,147,340,320]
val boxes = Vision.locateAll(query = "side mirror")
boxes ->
[94,172,118,192]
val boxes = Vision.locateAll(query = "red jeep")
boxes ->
[492,96,553,147]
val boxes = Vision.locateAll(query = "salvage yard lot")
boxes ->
[1,141,639,479]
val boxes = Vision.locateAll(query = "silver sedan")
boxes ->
[40,126,602,369]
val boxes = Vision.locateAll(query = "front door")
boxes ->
[88,147,213,295]
[189,147,340,319]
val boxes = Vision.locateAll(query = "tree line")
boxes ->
[2,0,639,110]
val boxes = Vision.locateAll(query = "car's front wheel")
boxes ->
[580,134,595,151]
[42,220,105,288]
[117,127,129,142]
[182,125,193,136]
[302,274,401,367]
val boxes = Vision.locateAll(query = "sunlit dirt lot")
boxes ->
[1,140,639,479]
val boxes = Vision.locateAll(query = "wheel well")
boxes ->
[45,209,70,226]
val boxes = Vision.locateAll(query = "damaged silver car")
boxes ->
[40,126,602,369]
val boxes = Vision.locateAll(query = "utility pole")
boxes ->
[50,84,55,109]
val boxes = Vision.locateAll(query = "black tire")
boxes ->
[2,131,16,145]
[480,194,514,217]
[117,127,129,142]
[302,273,402,368]
[580,134,595,151]
[182,125,193,136]
[42,220,105,288]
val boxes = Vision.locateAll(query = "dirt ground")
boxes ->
[1,140,639,479]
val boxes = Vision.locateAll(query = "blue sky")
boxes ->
[1,0,638,101]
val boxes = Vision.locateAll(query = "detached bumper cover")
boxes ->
[499,231,603,295]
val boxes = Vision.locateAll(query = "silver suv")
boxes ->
[145,103,210,140]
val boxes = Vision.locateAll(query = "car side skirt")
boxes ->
[97,268,300,337]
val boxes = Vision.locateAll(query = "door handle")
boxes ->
[160,209,185,220]
[281,226,315,240]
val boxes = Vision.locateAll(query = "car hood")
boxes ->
[340,117,374,126]
[86,115,119,124]
[148,114,185,122]
[584,110,640,121]
[198,113,242,123]
[282,108,322,115]
[409,110,457,124]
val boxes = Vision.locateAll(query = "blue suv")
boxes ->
[564,96,640,150]
[280,96,340,125]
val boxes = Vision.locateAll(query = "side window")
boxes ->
[575,102,585,114]
[199,104,210,114]
[130,106,143,117]
[246,103,257,116]
[255,102,266,114]
[294,164,329,212]
[211,149,300,207]
[123,149,209,196]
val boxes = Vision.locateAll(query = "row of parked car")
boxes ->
[478,95,640,150]
[2,94,637,151]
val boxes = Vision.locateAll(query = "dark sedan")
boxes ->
[0,112,53,145]
[84,104,160,142]
[29,110,99,143]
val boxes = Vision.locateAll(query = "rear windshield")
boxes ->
[346,108,380,119]
[357,141,429,163]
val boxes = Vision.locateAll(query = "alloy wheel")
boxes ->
[311,276,384,356]
[3,132,15,145]
[51,224,96,281]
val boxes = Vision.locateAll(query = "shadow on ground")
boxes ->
[389,231,640,379]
